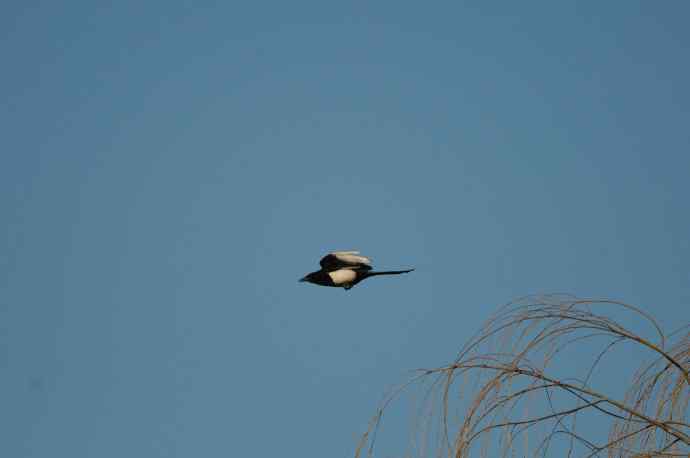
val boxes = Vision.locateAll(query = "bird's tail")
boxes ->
[366,269,415,277]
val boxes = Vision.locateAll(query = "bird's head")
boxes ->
[299,270,333,286]
[299,272,317,283]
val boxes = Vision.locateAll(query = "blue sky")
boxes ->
[2,2,689,457]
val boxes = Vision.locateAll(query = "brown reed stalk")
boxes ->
[355,294,689,458]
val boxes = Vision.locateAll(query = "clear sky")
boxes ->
[2,2,689,457]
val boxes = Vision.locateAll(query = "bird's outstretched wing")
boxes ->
[319,251,372,271]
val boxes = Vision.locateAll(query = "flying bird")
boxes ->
[299,251,414,290]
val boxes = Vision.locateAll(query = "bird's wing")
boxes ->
[319,251,372,271]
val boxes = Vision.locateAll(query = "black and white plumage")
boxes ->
[299,251,414,290]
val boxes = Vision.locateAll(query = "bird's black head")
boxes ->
[299,271,318,283]
[299,270,333,287]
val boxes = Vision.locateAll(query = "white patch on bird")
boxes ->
[328,269,357,285]
[331,251,371,266]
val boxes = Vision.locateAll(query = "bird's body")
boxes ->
[300,251,414,290]
[328,268,358,285]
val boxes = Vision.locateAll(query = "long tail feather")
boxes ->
[366,269,414,277]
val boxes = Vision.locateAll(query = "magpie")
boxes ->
[299,251,414,290]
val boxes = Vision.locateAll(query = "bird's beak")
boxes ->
[299,277,307,282]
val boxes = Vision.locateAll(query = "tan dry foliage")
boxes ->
[355,295,689,458]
